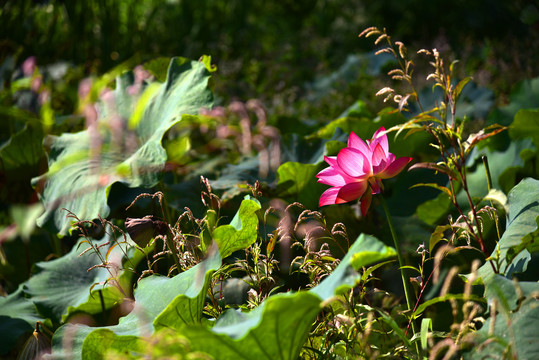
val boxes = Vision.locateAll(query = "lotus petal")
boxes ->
[348,131,370,155]
[319,187,341,206]
[337,181,368,204]
[378,156,412,179]
[337,148,371,178]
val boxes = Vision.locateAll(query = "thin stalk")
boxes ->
[482,155,501,241]
[154,186,181,275]
[379,196,420,357]
[165,227,182,276]
[458,162,498,273]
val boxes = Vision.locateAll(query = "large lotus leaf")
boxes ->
[311,233,396,300]
[0,123,46,203]
[484,275,539,316]
[478,178,539,281]
[23,236,124,324]
[486,76,539,150]
[463,276,539,359]
[305,52,392,102]
[212,197,261,259]
[179,292,321,360]
[0,123,44,175]
[0,284,44,356]
[0,230,54,293]
[454,81,495,121]
[48,246,222,360]
[459,136,534,200]
[34,58,214,235]
[416,191,453,226]
[209,156,268,198]
[276,162,326,209]
[180,234,395,360]
[488,76,539,127]
[509,109,539,147]
[60,244,149,322]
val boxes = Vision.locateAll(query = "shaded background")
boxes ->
[2,0,539,118]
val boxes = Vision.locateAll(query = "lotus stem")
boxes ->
[379,196,419,356]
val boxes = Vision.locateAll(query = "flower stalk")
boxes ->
[380,195,420,355]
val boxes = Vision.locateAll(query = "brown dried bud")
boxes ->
[125,215,168,247]
[395,41,407,59]
[359,27,380,38]
[376,87,394,97]
[374,34,388,45]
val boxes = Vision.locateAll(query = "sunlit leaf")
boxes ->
[276,162,325,209]
[33,58,214,235]
[453,77,472,103]
[410,182,452,197]
[48,246,222,360]
[420,318,432,351]
[408,162,458,180]
[212,197,261,259]
[478,178,539,281]
[348,234,396,272]
[429,224,451,252]
[180,234,395,360]
[179,292,321,360]
[23,236,124,324]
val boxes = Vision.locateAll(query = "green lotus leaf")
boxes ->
[23,236,124,324]
[48,245,222,360]
[478,178,539,281]
[212,197,261,259]
[181,234,395,360]
[509,109,539,147]
[0,123,46,203]
[276,162,326,209]
[0,284,44,356]
[463,276,539,359]
[33,57,214,235]
[179,292,321,360]
[488,76,539,127]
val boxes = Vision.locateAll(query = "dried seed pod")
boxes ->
[125,215,168,247]
[16,323,51,360]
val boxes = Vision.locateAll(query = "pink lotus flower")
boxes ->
[316,127,412,215]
